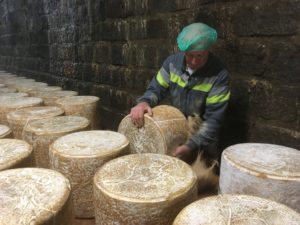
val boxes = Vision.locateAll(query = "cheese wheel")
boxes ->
[15,82,48,93]
[0,125,12,138]
[94,153,198,225]
[50,130,129,218]
[0,97,43,125]
[0,87,17,93]
[118,105,188,155]
[4,79,36,88]
[7,106,64,139]
[220,143,300,212]
[0,84,5,88]
[0,92,28,97]
[0,139,32,171]
[23,116,90,168]
[0,168,74,225]
[29,86,62,96]
[55,96,100,129]
[34,90,78,106]
[173,194,300,225]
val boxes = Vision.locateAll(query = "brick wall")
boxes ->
[0,0,299,150]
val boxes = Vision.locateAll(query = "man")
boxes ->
[130,23,230,164]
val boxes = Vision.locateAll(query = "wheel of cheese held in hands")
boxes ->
[34,90,78,106]
[93,153,198,225]
[0,168,74,225]
[50,130,129,218]
[0,125,12,138]
[0,97,43,125]
[23,116,90,168]
[173,194,300,225]
[7,106,64,139]
[220,143,300,212]
[0,139,32,171]
[118,105,188,155]
[55,96,100,129]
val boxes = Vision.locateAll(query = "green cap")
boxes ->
[177,23,217,51]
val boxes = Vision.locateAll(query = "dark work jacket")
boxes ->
[137,52,230,153]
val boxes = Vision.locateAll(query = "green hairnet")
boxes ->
[177,23,217,51]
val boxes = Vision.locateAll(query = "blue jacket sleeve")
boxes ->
[186,69,230,152]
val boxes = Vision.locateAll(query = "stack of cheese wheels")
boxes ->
[173,194,300,225]
[0,168,74,224]
[0,125,12,138]
[28,86,62,96]
[34,90,78,106]
[118,105,188,155]
[0,87,17,93]
[220,143,300,212]
[7,106,65,139]
[0,97,43,125]
[23,116,90,168]
[55,96,100,129]
[50,130,129,218]
[0,139,32,171]
[93,153,198,225]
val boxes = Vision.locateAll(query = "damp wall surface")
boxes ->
[0,0,299,150]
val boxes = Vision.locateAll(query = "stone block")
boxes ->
[264,39,300,83]
[94,42,111,63]
[231,1,299,36]
[247,79,299,127]
[146,18,168,39]
[99,21,128,41]
[248,123,300,151]
[111,42,125,65]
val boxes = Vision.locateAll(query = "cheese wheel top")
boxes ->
[222,143,300,178]
[7,106,64,122]
[0,168,71,224]
[173,194,300,225]
[56,96,99,105]
[51,130,128,157]
[94,153,197,202]
[0,125,11,138]
[0,139,32,170]
[0,97,43,108]
[24,116,89,135]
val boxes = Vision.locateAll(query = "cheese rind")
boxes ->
[94,153,198,225]
[0,97,43,125]
[55,96,100,129]
[118,105,188,155]
[0,125,12,138]
[7,106,64,139]
[0,139,32,171]
[220,143,300,212]
[23,116,90,168]
[50,130,129,218]
[173,194,300,225]
[0,168,74,225]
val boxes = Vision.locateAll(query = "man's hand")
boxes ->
[130,102,153,128]
[173,145,196,164]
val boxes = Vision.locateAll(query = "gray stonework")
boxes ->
[0,0,299,150]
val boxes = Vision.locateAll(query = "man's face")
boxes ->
[185,50,209,70]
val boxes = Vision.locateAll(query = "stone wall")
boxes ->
[0,0,299,150]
